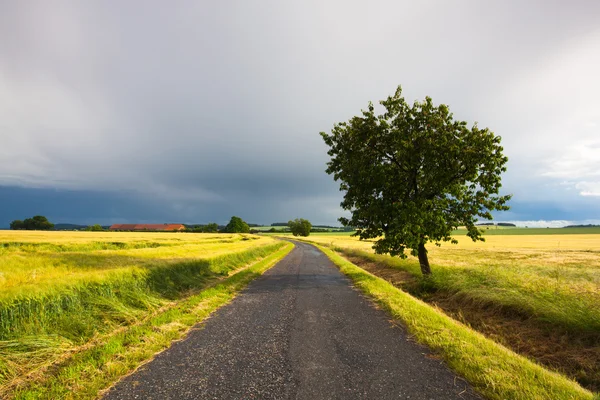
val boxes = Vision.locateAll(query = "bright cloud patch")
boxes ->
[501,220,600,228]
[576,182,600,197]
[543,139,600,197]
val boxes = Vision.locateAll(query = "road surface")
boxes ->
[104,241,480,399]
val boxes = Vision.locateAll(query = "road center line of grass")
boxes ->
[4,242,294,400]
[315,243,596,400]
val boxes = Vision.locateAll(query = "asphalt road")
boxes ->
[103,241,480,400]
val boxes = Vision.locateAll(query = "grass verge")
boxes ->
[317,244,595,400]
[1,242,294,399]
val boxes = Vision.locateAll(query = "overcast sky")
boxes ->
[1,0,599,227]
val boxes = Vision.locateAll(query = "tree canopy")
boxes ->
[320,86,510,274]
[224,216,250,233]
[203,223,219,233]
[288,218,312,236]
[10,216,55,231]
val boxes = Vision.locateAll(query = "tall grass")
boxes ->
[0,232,268,299]
[296,234,600,391]
[4,242,295,399]
[300,234,600,334]
[0,231,286,394]
[318,245,595,400]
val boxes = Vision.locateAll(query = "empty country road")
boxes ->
[103,241,480,400]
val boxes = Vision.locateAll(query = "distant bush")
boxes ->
[223,216,250,233]
[288,218,312,236]
[85,224,104,231]
[204,223,219,233]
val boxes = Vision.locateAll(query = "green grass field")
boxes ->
[298,231,600,392]
[0,231,290,398]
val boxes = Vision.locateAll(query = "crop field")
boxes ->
[300,232,600,391]
[0,231,290,398]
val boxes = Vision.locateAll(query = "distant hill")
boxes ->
[53,223,107,230]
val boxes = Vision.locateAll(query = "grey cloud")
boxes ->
[1,0,599,224]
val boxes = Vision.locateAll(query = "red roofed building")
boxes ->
[109,223,185,231]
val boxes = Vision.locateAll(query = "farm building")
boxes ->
[109,224,185,231]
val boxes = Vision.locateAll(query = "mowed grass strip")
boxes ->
[3,242,294,399]
[318,244,595,400]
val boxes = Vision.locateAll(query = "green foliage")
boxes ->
[11,216,55,231]
[186,223,220,233]
[85,224,104,231]
[9,220,24,230]
[288,218,312,236]
[203,222,219,233]
[321,86,510,273]
[224,216,250,233]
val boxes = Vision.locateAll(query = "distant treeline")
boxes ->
[54,224,111,231]
[272,222,333,227]
[563,224,600,228]
[476,222,516,227]
[183,223,221,233]
[270,222,351,230]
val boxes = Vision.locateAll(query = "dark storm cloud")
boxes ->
[1,0,599,225]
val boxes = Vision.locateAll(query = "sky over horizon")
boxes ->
[1,0,599,227]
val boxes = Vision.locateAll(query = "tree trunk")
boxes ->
[417,242,432,275]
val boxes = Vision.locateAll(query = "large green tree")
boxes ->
[320,86,510,275]
[288,218,312,236]
[224,216,250,233]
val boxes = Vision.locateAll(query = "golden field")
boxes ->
[301,232,600,390]
[0,231,278,300]
[0,230,288,398]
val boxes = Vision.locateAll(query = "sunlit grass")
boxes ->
[302,234,600,333]
[319,245,594,400]
[0,231,288,398]
[0,231,273,299]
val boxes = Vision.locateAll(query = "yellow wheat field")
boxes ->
[0,231,277,299]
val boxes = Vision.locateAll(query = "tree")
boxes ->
[12,215,55,230]
[320,86,510,275]
[203,223,219,233]
[224,216,250,233]
[85,224,104,231]
[288,218,312,236]
[10,220,24,230]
